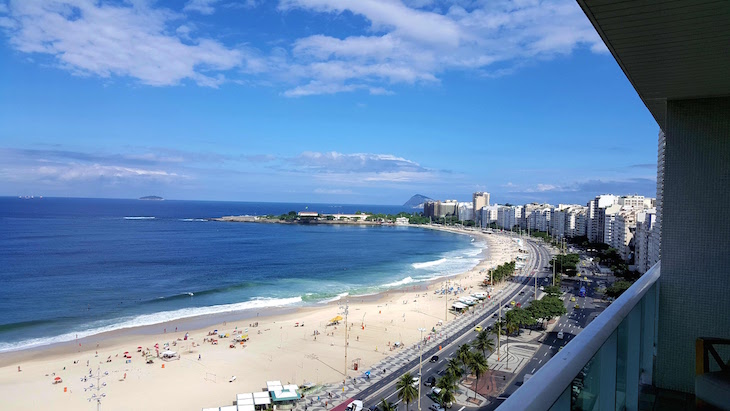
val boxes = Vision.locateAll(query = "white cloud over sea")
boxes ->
[0,0,605,95]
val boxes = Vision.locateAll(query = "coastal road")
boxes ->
[352,235,552,411]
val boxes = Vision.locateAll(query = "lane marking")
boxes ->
[532,368,536,373]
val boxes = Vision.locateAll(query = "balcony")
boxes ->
[499,262,661,410]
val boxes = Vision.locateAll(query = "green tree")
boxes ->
[543,285,561,298]
[468,351,489,399]
[445,357,463,381]
[379,399,396,411]
[504,320,519,370]
[471,329,495,358]
[396,372,418,411]
[606,280,634,298]
[435,375,457,408]
[505,306,536,331]
[456,344,472,379]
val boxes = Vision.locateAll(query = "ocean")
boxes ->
[0,197,484,353]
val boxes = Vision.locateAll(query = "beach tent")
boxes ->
[220,406,238,411]
[451,302,468,310]
[161,350,177,358]
[266,381,283,392]
[238,405,255,411]
[201,408,219,411]
[237,393,254,406]
[253,392,271,408]
[271,389,299,402]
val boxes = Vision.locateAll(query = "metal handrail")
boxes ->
[499,261,661,410]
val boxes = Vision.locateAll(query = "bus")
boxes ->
[579,286,586,297]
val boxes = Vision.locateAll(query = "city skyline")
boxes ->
[0,0,658,205]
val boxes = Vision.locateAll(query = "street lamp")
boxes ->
[339,300,350,389]
[417,327,427,411]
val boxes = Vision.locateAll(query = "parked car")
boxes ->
[411,375,420,387]
[425,376,436,386]
[429,404,445,411]
[429,355,439,363]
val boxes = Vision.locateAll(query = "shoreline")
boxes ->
[0,228,521,411]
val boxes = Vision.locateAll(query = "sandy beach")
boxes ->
[0,228,521,411]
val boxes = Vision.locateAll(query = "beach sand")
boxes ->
[0,229,521,411]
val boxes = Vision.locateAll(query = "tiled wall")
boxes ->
[658,97,730,392]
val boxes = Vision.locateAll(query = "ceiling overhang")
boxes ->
[576,0,730,130]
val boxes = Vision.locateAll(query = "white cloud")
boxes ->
[35,163,182,182]
[314,188,355,195]
[184,0,220,15]
[2,0,243,87]
[278,0,604,96]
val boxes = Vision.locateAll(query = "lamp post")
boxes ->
[86,366,108,411]
[417,327,427,411]
[339,300,349,389]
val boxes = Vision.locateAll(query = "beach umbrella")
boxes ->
[54,377,61,381]
[330,316,343,323]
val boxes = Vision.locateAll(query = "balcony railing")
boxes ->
[499,262,660,411]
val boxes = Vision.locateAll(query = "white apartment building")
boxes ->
[618,195,647,208]
[551,206,568,239]
[531,206,552,233]
[602,203,622,246]
[496,205,522,230]
[635,209,657,273]
[614,209,638,261]
[481,205,499,228]
[587,194,618,243]
[457,202,474,222]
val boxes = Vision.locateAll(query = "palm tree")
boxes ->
[445,357,463,381]
[468,352,489,399]
[504,320,519,370]
[396,372,418,411]
[379,398,396,411]
[472,330,495,358]
[435,375,457,408]
[456,343,472,378]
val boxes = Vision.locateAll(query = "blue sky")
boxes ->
[0,0,659,205]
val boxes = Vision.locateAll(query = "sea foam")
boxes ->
[0,296,302,353]
[412,258,446,269]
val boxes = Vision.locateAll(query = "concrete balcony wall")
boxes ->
[657,96,730,392]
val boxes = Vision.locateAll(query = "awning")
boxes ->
[266,380,283,392]
[237,393,254,405]
[451,302,467,309]
[239,405,255,411]
[253,392,271,405]
[271,390,299,402]
[220,406,237,411]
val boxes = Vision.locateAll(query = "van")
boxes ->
[346,400,363,411]
[557,331,564,340]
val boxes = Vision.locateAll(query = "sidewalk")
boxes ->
[297,281,526,411]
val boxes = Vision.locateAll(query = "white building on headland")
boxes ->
[395,217,409,225]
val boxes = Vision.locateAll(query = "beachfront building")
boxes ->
[423,200,458,219]
[601,204,622,247]
[586,194,618,243]
[613,209,638,262]
[457,202,474,222]
[395,217,409,225]
[530,206,552,233]
[496,205,522,231]
[481,205,499,228]
[472,191,490,226]
[501,3,730,409]
[521,203,543,231]
[635,209,657,273]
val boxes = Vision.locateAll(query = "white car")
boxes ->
[411,376,420,387]
[429,404,445,411]
[346,400,363,411]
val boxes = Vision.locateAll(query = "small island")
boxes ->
[139,196,164,201]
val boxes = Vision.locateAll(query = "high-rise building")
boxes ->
[648,130,664,270]
[614,209,638,261]
[635,209,657,273]
[457,202,474,222]
[472,192,490,225]
[618,195,648,208]
[602,203,622,246]
[587,194,618,242]
[481,205,499,228]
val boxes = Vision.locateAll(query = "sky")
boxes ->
[0,0,660,206]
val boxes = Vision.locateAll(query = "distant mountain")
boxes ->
[403,194,433,209]
[139,196,164,200]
